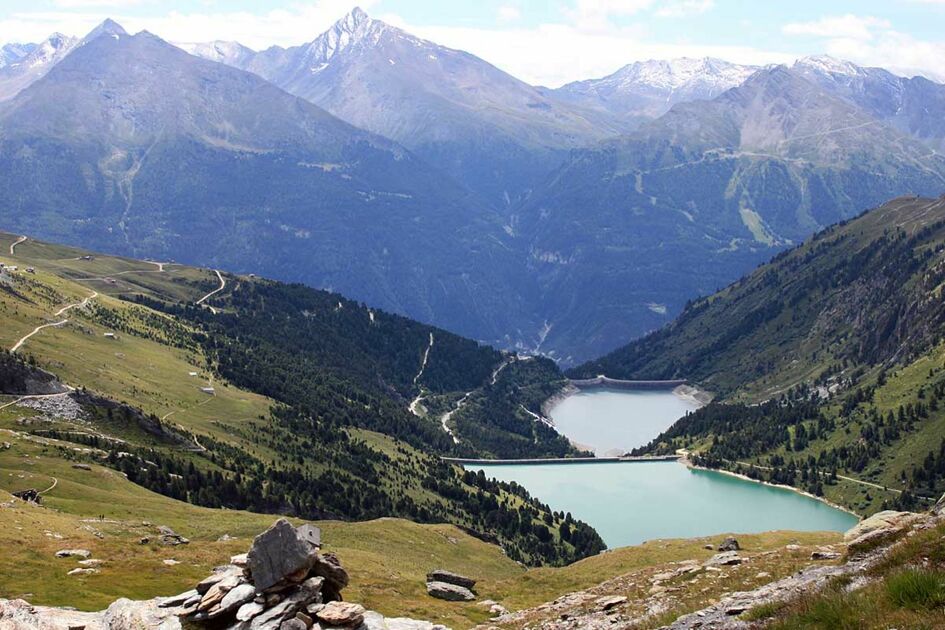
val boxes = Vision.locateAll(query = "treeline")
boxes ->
[452,357,580,458]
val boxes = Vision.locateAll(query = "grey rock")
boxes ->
[595,595,626,611]
[811,550,841,560]
[297,524,321,548]
[104,597,183,630]
[704,551,742,567]
[425,569,475,590]
[718,537,740,552]
[237,601,266,622]
[280,619,307,630]
[426,581,475,602]
[158,589,198,608]
[220,583,257,612]
[55,549,91,558]
[249,577,323,630]
[248,519,318,591]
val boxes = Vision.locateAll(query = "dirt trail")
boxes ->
[196,270,225,313]
[11,291,98,353]
[9,235,26,255]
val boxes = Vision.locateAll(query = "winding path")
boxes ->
[9,235,26,255]
[408,333,434,416]
[11,291,98,353]
[196,270,225,314]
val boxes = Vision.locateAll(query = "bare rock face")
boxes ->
[426,581,476,602]
[248,518,319,591]
[426,569,476,590]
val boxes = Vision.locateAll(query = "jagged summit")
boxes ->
[82,18,128,44]
[606,57,758,92]
[794,54,869,77]
[301,6,391,67]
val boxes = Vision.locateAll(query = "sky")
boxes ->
[1,0,944,86]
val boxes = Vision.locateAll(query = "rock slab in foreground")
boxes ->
[426,569,476,590]
[427,581,476,602]
[248,518,318,591]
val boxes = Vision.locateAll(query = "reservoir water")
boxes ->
[470,387,858,548]
[471,461,859,548]
[548,387,699,455]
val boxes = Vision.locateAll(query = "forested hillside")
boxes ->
[574,195,945,515]
[0,233,600,566]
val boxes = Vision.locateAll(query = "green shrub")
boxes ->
[886,568,945,611]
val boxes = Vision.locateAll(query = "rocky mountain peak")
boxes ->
[302,6,387,68]
[83,18,128,43]
[794,55,866,77]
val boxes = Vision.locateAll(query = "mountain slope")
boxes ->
[519,66,945,362]
[0,32,77,101]
[550,57,758,126]
[572,194,945,514]
[0,20,539,350]
[202,7,620,207]
[794,55,945,153]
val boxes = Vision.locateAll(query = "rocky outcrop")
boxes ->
[426,582,475,602]
[717,537,740,552]
[0,519,441,630]
[426,570,475,590]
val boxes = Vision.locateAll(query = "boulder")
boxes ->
[718,537,740,552]
[315,601,365,628]
[103,597,183,630]
[704,551,742,567]
[843,511,922,542]
[360,611,450,630]
[811,550,841,560]
[157,525,190,546]
[55,549,91,558]
[67,568,98,576]
[313,552,349,601]
[280,618,308,630]
[426,581,475,602]
[847,526,905,555]
[248,519,318,591]
[426,569,475,590]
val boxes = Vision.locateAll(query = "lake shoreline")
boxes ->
[541,378,712,455]
[683,459,861,520]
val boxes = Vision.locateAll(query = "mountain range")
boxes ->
[1,8,944,364]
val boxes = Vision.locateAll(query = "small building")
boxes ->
[25,267,35,274]
[188,371,198,377]
[103,332,116,339]
[7,266,17,272]
[200,386,215,394]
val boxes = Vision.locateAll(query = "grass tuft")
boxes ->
[885,568,945,611]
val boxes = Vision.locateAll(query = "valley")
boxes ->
[2,4,945,628]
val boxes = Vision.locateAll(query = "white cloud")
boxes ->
[782,13,945,81]
[497,6,520,23]
[654,0,715,19]
[402,21,789,87]
[0,1,379,50]
[782,14,890,41]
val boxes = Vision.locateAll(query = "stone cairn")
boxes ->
[1,518,449,630]
[172,518,361,629]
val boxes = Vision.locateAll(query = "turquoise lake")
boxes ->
[548,387,699,455]
[472,388,858,548]
[471,461,859,548]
